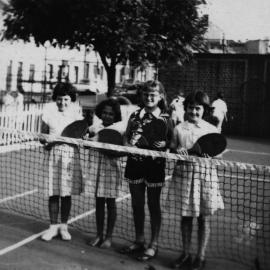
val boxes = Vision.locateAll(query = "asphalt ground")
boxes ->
[0,210,248,270]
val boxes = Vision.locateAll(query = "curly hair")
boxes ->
[95,98,122,123]
[52,82,77,102]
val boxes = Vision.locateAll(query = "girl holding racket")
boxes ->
[169,91,224,270]
[84,98,123,249]
[41,82,83,241]
[120,80,173,261]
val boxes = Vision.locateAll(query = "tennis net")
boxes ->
[0,128,269,269]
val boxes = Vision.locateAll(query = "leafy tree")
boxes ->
[3,0,208,96]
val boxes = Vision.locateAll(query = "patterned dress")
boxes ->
[42,104,83,197]
[168,120,224,216]
[83,123,124,198]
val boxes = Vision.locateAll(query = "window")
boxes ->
[29,64,35,81]
[100,66,104,80]
[94,64,99,78]
[74,66,79,83]
[48,64,54,79]
[17,62,23,89]
[84,63,90,79]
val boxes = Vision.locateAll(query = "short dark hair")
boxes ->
[95,98,122,123]
[183,91,211,117]
[52,82,77,102]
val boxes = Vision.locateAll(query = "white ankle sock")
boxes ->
[59,223,71,241]
[41,224,59,241]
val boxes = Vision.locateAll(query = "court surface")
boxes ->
[0,135,269,270]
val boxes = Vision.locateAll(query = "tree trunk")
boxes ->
[98,52,116,97]
[106,65,116,97]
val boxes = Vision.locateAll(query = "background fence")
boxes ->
[0,109,42,133]
[159,53,270,138]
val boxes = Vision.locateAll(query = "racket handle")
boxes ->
[187,143,202,157]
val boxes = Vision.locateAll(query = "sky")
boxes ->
[203,0,270,41]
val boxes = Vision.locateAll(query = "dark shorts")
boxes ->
[125,155,166,185]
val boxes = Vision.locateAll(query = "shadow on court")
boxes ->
[0,210,249,270]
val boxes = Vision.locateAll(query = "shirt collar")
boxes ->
[184,119,204,129]
[139,107,161,119]
[195,119,204,127]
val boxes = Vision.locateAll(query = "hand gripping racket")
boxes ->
[136,118,168,150]
[188,133,227,157]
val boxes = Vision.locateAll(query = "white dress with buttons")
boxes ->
[168,120,224,217]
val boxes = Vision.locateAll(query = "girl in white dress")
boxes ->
[41,82,83,241]
[84,98,123,249]
[169,91,224,270]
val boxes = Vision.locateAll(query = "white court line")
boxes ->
[0,193,131,256]
[0,231,46,256]
[68,193,131,224]
[227,148,270,156]
[0,189,38,204]
[0,176,173,255]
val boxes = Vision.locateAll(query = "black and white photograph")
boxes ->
[0,1,269,269]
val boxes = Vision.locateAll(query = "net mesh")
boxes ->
[0,128,269,269]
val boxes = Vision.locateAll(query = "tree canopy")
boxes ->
[3,0,208,96]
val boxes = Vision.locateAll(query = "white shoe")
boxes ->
[59,223,71,241]
[41,224,59,241]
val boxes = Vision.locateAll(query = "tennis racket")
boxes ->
[61,119,89,138]
[137,118,168,150]
[41,119,89,150]
[188,133,227,157]
[98,128,124,145]
[98,128,124,157]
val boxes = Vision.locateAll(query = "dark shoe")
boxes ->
[137,245,158,262]
[170,253,192,269]
[192,257,206,270]
[119,242,145,254]
[88,236,103,247]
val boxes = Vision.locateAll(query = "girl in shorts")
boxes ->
[120,80,173,261]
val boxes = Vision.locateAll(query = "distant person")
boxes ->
[169,91,185,126]
[2,91,15,112]
[40,82,83,241]
[11,90,24,111]
[1,90,24,129]
[115,95,139,129]
[84,98,123,249]
[211,91,228,133]
[2,90,24,112]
